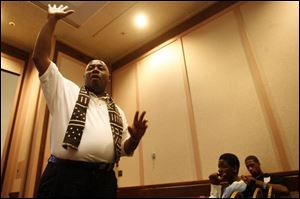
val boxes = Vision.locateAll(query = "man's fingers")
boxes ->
[142,124,148,133]
[62,5,69,11]
[133,111,139,125]
[142,120,148,126]
[48,4,74,14]
[65,10,75,16]
[138,111,146,123]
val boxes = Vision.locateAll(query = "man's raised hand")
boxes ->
[128,111,148,143]
[47,4,75,20]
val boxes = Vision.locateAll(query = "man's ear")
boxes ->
[232,166,238,174]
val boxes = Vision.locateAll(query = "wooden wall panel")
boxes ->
[182,10,282,178]
[112,2,298,186]
[137,40,196,185]
[239,1,299,170]
[112,62,142,187]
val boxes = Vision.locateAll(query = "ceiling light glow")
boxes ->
[135,14,148,28]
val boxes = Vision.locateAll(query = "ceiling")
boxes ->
[1,1,219,66]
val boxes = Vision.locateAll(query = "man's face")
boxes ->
[84,60,110,95]
[218,159,236,182]
[245,159,261,177]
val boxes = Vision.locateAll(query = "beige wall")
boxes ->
[112,1,299,187]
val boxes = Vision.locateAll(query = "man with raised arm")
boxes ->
[33,4,148,198]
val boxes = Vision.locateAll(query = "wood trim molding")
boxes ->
[1,53,24,74]
[135,62,145,185]
[33,106,50,197]
[1,42,29,61]
[179,38,202,180]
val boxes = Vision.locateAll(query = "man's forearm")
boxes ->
[32,17,58,74]
[256,180,289,195]
[267,183,289,195]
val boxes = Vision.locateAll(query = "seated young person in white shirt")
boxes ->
[209,153,247,198]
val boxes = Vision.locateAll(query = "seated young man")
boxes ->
[209,153,247,198]
[241,155,289,198]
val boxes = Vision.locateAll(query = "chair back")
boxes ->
[252,187,263,198]
[230,191,244,198]
[267,185,273,198]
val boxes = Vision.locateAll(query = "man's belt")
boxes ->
[48,155,114,171]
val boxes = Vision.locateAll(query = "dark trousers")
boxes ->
[37,160,117,198]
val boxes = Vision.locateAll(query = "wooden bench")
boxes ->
[117,180,211,198]
[272,170,299,198]
[117,170,299,198]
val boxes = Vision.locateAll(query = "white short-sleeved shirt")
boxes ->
[209,180,247,198]
[39,61,130,163]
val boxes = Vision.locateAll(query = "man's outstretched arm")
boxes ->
[32,4,74,75]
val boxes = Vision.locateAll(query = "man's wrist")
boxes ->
[124,137,139,155]
[47,15,59,22]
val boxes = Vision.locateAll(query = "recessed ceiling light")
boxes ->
[9,21,15,27]
[134,14,148,28]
